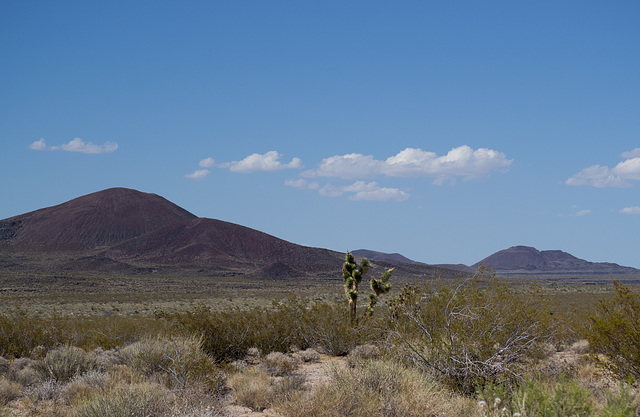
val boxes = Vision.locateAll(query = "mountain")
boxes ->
[0,188,196,251]
[106,217,342,273]
[1,188,453,280]
[474,245,639,275]
[351,249,423,265]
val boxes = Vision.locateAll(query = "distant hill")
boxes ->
[0,188,459,281]
[474,245,639,275]
[350,250,471,280]
[351,249,423,265]
[9,188,631,280]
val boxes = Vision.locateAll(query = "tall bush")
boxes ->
[388,271,556,394]
[587,281,640,380]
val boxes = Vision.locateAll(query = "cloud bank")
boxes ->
[302,145,512,184]
[29,138,118,154]
[566,149,640,188]
[188,145,510,202]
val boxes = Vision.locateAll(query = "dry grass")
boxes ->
[72,382,173,417]
[121,336,226,393]
[263,352,298,377]
[295,348,320,363]
[0,376,22,406]
[34,345,97,382]
[276,358,474,417]
[229,367,274,411]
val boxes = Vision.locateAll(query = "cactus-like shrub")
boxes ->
[342,252,394,323]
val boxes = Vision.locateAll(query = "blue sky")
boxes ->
[2,1,639,267]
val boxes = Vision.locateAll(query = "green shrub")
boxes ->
[73,382,171,417]
[0,308,68,358]
[0,308,169,358]
[388,273,556,394]
[587,281,640,380]
[166,297,379,361]
[516,376,593,417]
[601,384,639,417]
[302,301,373,356]
[33,345,97,383]
[477,376,598,417]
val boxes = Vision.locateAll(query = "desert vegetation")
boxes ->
[1,265,640,416]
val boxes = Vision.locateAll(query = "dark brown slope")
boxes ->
[0,188,196,251]
[474,245,638,274]
[0,187,463,281]
[105,217,344,273]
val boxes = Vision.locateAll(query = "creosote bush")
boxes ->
[165,297,379,360]
[0,308,169,358]
[388,271,557,394]
[477,376,639,417]
[587,281,640,380]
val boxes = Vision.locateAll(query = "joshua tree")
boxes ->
[342,251,394,323]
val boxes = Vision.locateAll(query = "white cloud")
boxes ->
[613,157,640,181]
[318,184,344,198]
[284,179,319,189]
[199,157,216,168]
[29,138,118,154]
[302,153,384,179]
[621,148,640,159]
[620,206,640,215]
[293,179,409,201]
[567,149,640,188]
[559,207,592,217]
[285,179,308,188]
[344,181,410,201]
[185,169,210,180]
[220,151,303,173]
[29,138,48,150]
[303,146,512,183]
[565,165,628,188]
